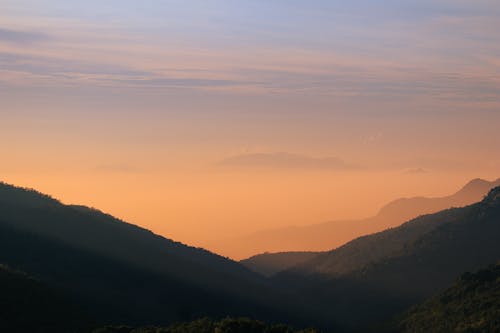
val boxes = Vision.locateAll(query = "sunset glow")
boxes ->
[2,0,499,258]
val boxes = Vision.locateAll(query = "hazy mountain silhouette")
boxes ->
[229,178,500,260]
[0,182,305,328]
[273,186,500,329]
[241,252,321,277]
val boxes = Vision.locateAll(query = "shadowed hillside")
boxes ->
[392,264,500,333]
[0,182,306,328]
[273,186,500,329]
[241,252,321,277]
[0,182,257,286]
[0,265,89,333]
[2,180,499,332]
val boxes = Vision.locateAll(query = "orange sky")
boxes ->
[1,1,500,258]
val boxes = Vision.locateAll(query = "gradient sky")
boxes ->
[1,1,499,258]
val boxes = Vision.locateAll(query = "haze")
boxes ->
[1,0,499,258]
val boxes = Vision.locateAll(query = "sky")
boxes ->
[1,1,499,258]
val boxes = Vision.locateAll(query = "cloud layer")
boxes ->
[0,27,47,43]
[218,153,350,170]
[1,0,500,107]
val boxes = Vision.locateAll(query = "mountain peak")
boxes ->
[483,186,500,206]
[462,178,489,189]
[458,178,500,194]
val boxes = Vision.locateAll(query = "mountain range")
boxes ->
[1,180,500,332]
[239,178,500,271]
[271,185,500,329]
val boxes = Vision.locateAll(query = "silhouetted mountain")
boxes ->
[241,252,321,277]
[0,265,89,333]
[0,182,301,327]
[218,178,500,260]
[375,178,500,223]
[274,186,500,329]
[282,209,465,278]
[390,263,500,333]
[4,180,498,332]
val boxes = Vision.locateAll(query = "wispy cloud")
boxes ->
[0,27,48,43]
[218,152,352,170]
[0,51,251,89]
[405,167,429,175]
[93,164,143,174]
[1,0,500,105]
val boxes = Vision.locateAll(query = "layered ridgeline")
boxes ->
[0,182,308,329]
[3,181,499,332]
[273,186,500,329]
[228,178,500,260]
[393,263,500,333]
[241,252,321,277]
[240,178,500,275]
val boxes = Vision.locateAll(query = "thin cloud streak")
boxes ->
[0,27,48,43]
[218,152,353,170]
[1,1,500,106]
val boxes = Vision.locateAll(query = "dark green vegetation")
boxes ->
[241,252,320,277]
[0,182,307,329]
[0,265,88,333]
[395,264,500,333]
[92,317,318,333]
[274,186,500,329]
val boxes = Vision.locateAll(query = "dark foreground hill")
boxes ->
[0,182,304,328]
[393,264,500,333]
[3,180,499,332]
[274,186,500,329]
[0,265,89,333]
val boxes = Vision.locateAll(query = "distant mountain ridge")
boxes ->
[232,178,500,262]
[272,186,500,329]
[375,178,500,222]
